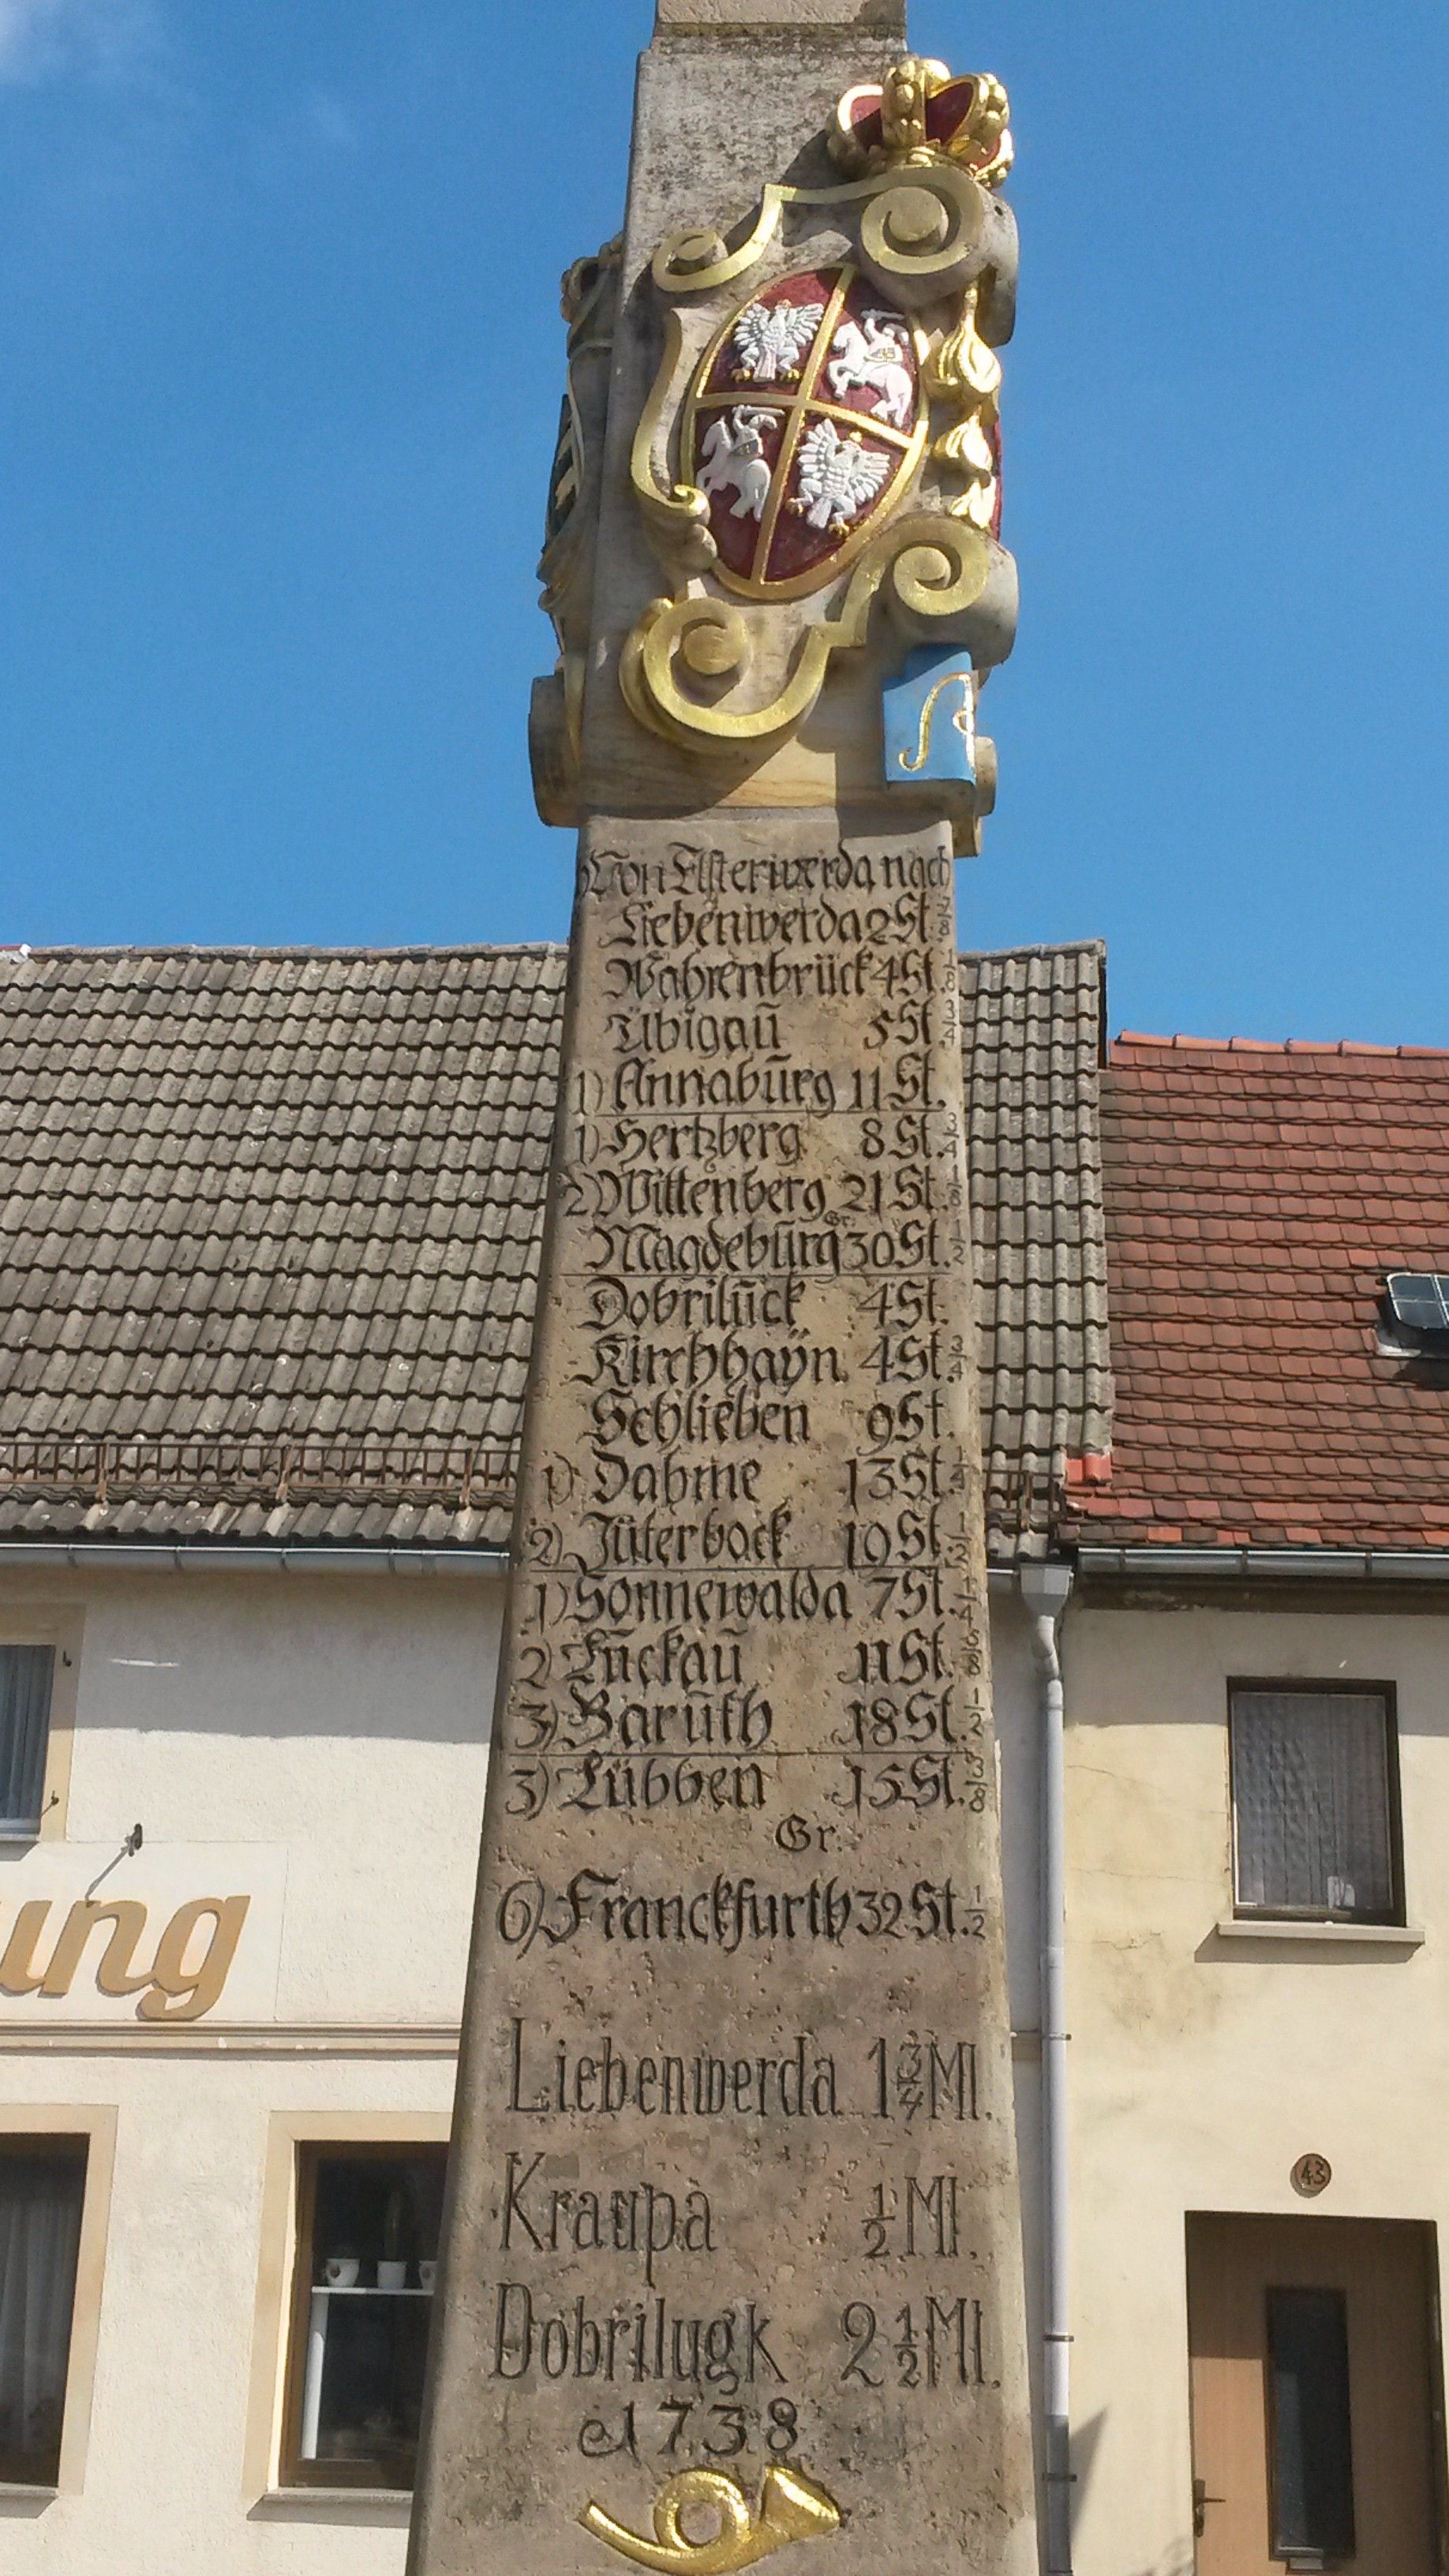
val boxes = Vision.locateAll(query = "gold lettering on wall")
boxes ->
[40,1901,152,1999]
[0,1893,252,2022]
[0,1900,55,1995]
[142,1896,251,2022]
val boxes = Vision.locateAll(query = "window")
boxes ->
[281,2144,447,2492]
[0,2137,88,2488]
[1267,2286,1355,2564]
[1385,1271,1449,1346]
[1230,1684,1401,1923]
[0,1645,55,1837]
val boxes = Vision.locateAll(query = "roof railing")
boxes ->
[0,1434,518,1511]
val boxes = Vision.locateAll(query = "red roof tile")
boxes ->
[1065,1036,1449,1552]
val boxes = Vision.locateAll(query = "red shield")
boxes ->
[684,266,926,600]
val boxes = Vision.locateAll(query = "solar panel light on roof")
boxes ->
[1385,1273,1449,1337]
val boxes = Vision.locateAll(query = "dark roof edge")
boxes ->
[971,937,1106,962]
[1076,1544,1449,1585]
[0,1540,509,1576]
[2,941,568,964]
[0,1535,1024,1590]
[6,935,1107,968]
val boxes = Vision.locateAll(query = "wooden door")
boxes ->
[1187,2214,1441,2574]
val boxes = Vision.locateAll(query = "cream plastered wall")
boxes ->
[983,1591,1047,2467]
[0,1564,502,2574]
[9,1567,1423,2576]
[1058,1598,1449,2576]
[0,1563,1050,2574]
[1,2056,454,2571]
[0,1569,502,2027]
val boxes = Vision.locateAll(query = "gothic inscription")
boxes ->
[420,814,1030,2576]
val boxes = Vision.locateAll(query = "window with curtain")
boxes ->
[1230,1685,1399,1923]
[0,2139,88,2488]
[0,1646,56,1836]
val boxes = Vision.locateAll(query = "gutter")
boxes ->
[1076,1544,1449,1583]
[1019,1559,1074,2576]
[0,1542,509,1576]
[0,1541,1018,1585]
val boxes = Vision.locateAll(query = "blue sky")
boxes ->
[1,0,1446,1046]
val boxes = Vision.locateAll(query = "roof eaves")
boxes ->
[1076,1542,1449,1584]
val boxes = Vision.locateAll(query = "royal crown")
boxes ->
[829,58,1013,188]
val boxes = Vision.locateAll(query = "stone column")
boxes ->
[409,8,1035,2574]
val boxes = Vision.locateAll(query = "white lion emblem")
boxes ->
[697,406,780,521]
[731,297,826,384]
[825,313,915,429]
[792,418,892,533]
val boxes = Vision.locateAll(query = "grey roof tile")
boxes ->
[0,938,1108,1556]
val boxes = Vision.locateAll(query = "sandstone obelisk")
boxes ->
[409,5,1035,2572]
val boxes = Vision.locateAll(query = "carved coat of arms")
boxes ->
[535,56,1020,850]
[684,268,926,597]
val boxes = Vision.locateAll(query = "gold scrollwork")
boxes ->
[858,163,987,290]
[630,307,717,577]
[886,522,993,626]
[652,163,989,303]
[653,194,788,298]
[580,2467,841,2576]
[619,515,992,751]
[927,281,1002,529]
[623,60,1014,775]
[537,234,622,775]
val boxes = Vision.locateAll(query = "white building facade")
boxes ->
[0,1559,498,2570]
[6,949,1446,2576]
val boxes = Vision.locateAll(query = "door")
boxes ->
[1187,2213,1442,2575]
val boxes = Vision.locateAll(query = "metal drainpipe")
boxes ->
[1020,1558,1075,2576]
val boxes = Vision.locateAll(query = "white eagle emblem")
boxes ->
[792,418,893,532]
[730,297,826,384]
[696,406,780,521]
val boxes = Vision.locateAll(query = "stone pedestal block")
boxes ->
[656,2,904,29]
[406,812,1036,2576]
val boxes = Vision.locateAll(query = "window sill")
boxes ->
[0,2485,58,2502]
[253,2486,412,2519]
[1214,1917,1424,1952]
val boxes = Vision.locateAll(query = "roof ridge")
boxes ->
[1113,1029,1449,1061]
[2,935,1106,969]
[968,938,1106,964]
[0,941,570,962]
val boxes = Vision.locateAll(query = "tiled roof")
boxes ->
[964,942,1110,1555]
[0,938,1107,1556]
[0,946,567,1549]
[1065,1033,1449,1552]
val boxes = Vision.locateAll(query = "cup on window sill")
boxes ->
[324,2257,361,2289]
[419,2261,436,2293]
[376,2260,409,2291]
